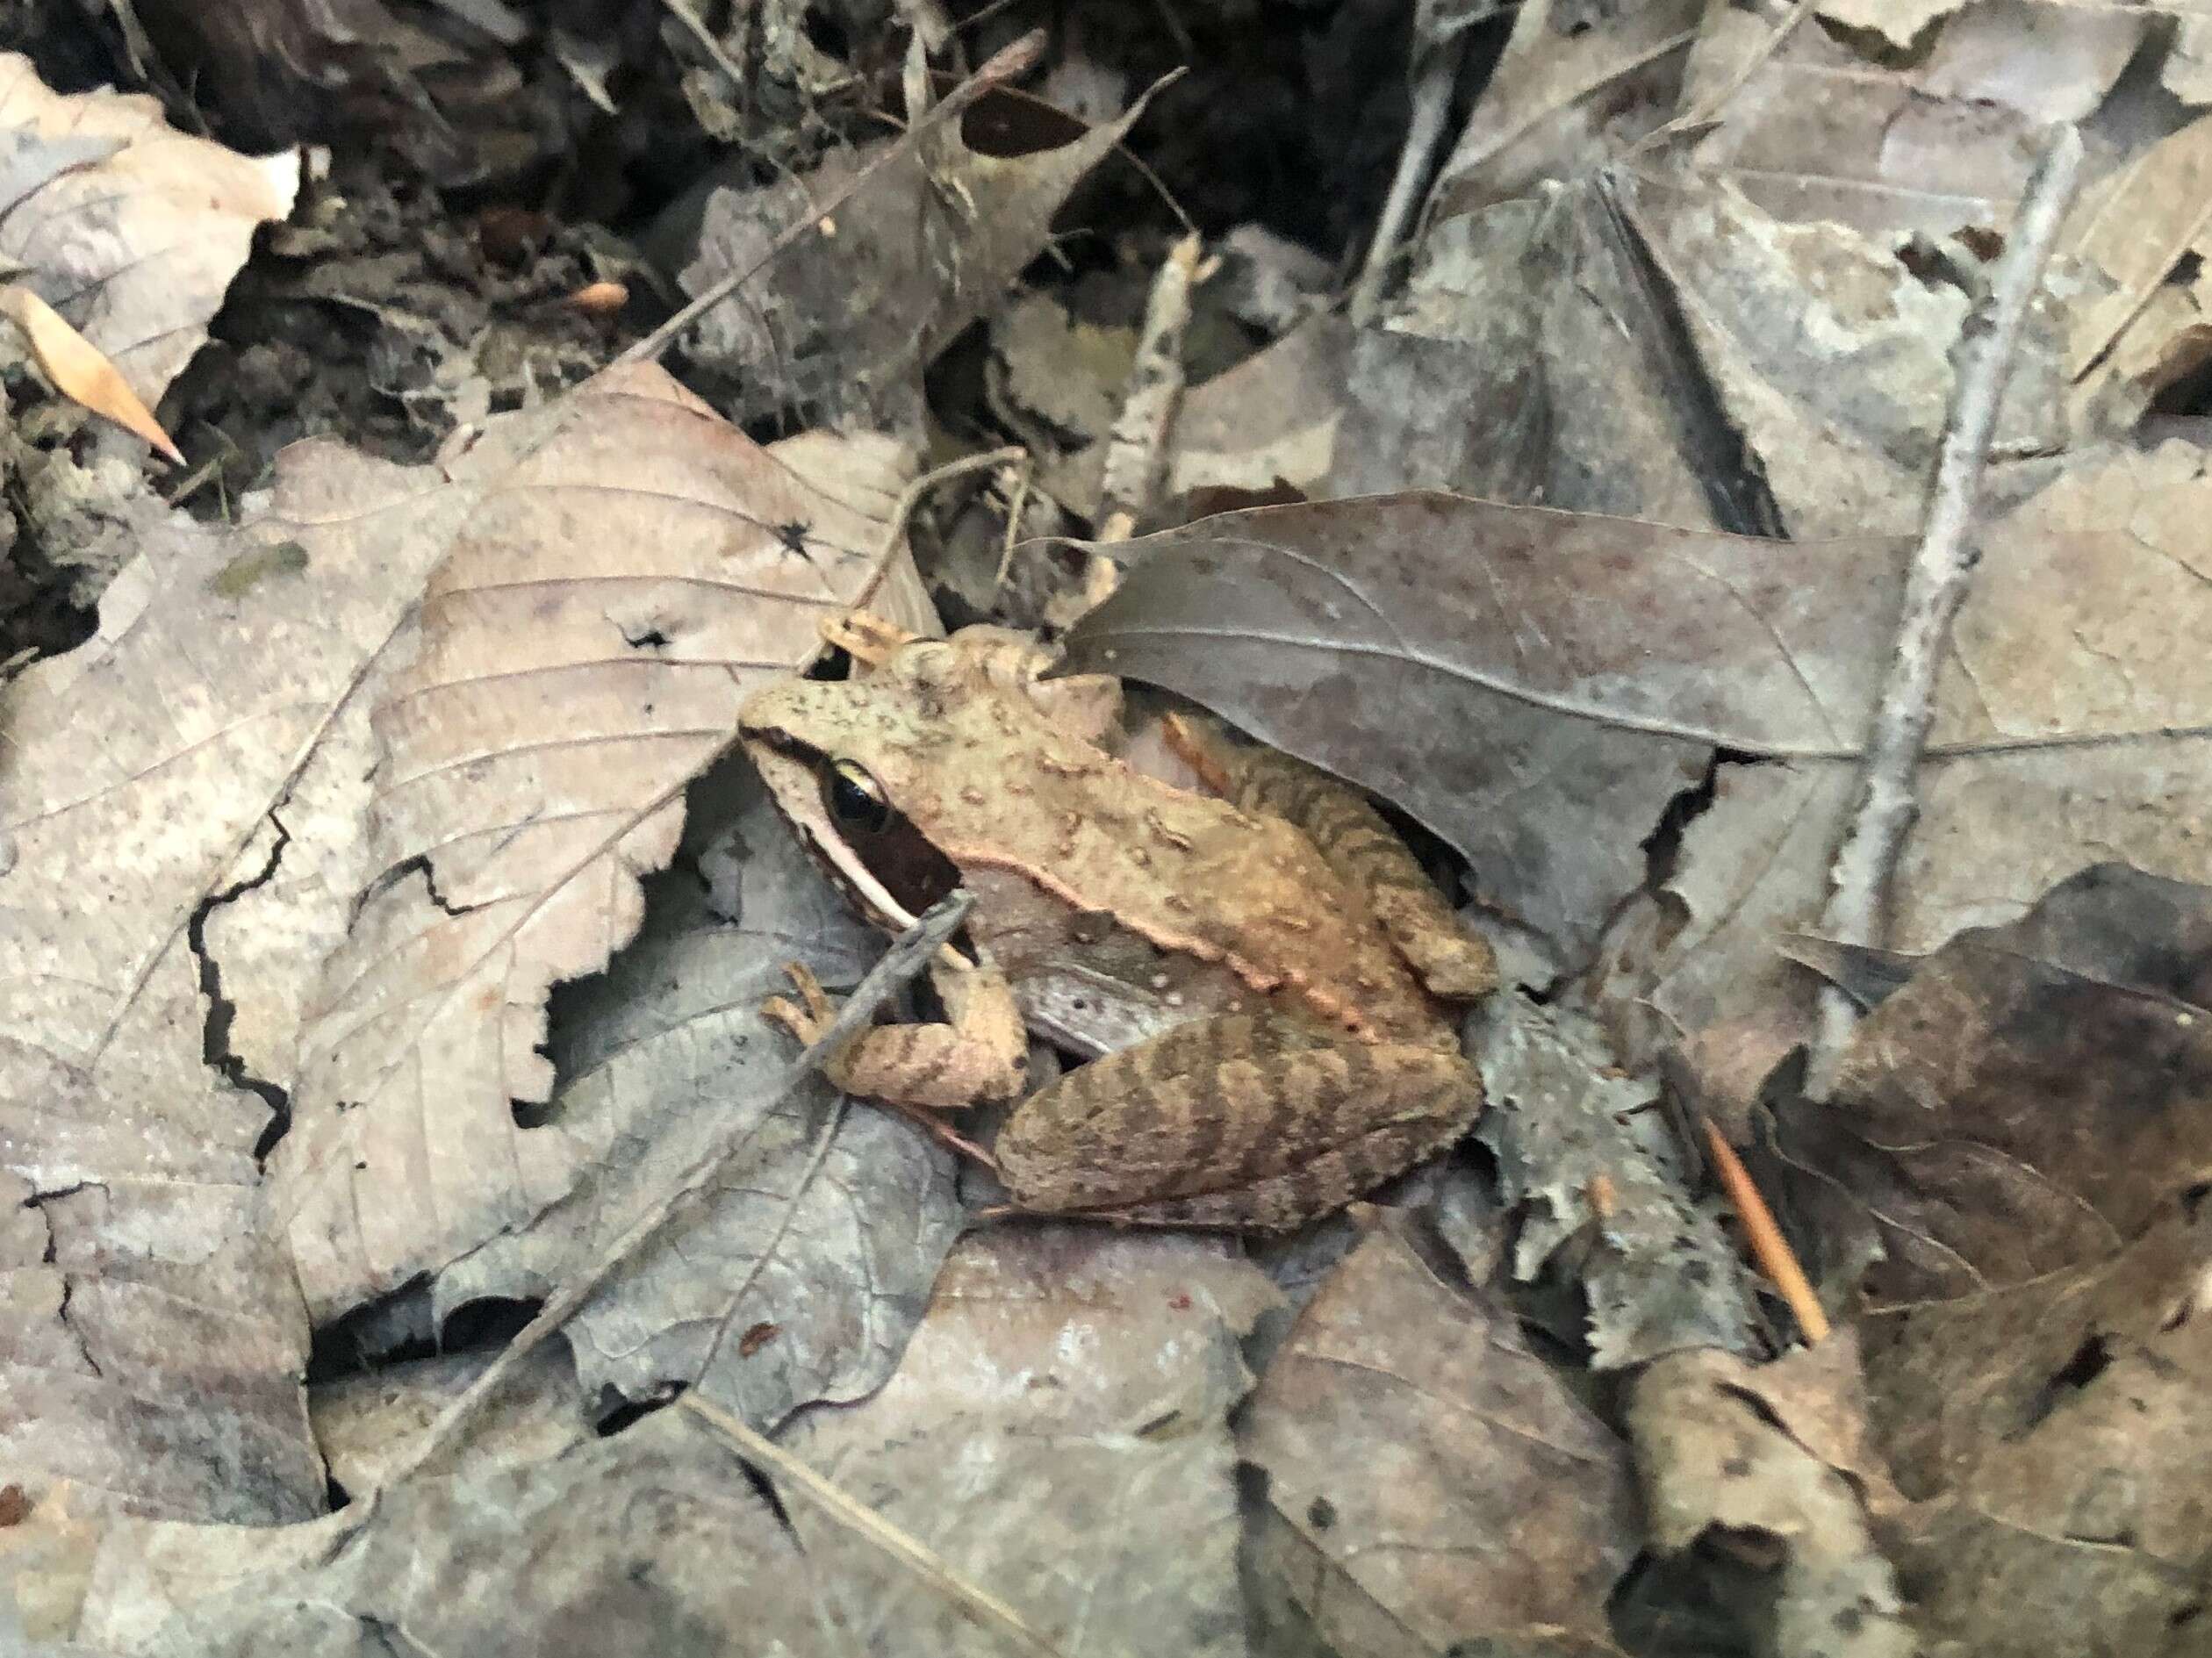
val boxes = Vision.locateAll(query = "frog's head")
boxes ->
[738,627,1018,930]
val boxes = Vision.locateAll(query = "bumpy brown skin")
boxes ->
[992,1012,1480,1231]
[1163,713,1498,1002]
[741,626,1494,1232]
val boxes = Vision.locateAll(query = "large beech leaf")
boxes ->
[266,363,934,1321]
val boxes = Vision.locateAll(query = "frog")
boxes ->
[736,616,1497,1231]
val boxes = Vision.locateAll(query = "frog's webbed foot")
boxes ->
[765,958,1026,1112]
[763,961,840,1046]
[763,961,1007,1169]
[994,1012,1483,1232]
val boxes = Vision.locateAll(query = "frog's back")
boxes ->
[919,700,1447,1045]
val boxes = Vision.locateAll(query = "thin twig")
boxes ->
[682,1394,1067,1658]
[380,893,975,1489]
[1809,124,2085,1086]
[852,444,1027,614]
[1631,0,1818,157]
[659,0,750,89]
[1096,233,1209,544]
[616,29,1045,368]
[1701,1116,1829,1346]
[1348,33,1467,324]
[990,458,1034,596]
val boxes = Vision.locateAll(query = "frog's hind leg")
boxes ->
[1164,715,1497,1001]
[994,1013,1483,1232]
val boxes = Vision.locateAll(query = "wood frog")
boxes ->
[737,618,1497,1231]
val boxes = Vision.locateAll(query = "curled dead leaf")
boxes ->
[0,284,183,462]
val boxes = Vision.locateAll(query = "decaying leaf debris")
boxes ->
[5,7,2212,1654]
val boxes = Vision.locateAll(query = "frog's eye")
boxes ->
[822,758,894,836]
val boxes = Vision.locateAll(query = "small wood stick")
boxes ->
[1348,31,1468,323]
[1096,232,1210,544]
[1809,124,2084,1087]
[1701,1116,1829,1346]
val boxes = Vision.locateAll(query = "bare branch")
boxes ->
[1810,124,2086,1087]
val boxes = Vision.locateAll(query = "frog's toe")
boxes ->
[763,961,838,1044]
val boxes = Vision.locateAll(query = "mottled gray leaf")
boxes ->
[1629,1340,1912,1658]
[437,776,962,1431]
[778,1226,1281,1656]
[1473,994,1756,1366]
[54,1410,824,1655]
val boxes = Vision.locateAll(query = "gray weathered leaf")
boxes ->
[21,1409,824,1655]
[1064,490,1897,958]
[436,773,962,1431]
[777,1226,1281,1656]
[679,87,1147,427]
[1066,442,2212,1040]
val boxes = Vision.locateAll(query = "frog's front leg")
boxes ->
[994,1013,1483,1231]
[765,956,1027,1110]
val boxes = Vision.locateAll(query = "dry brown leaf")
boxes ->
[0,53,298,406]
[1866,1199,2212,1652]
[775,1226,1281,1656]
[679,85,1148,427]
[1814,0,1964,48]
[2169,8,2212,104]
[1620,171,2066,537]
[1777,863,2212,1309]
[262,363,932,1324]
[1630,1339,1913,1657]
[1425,0,1701,224]
[2064,108,2212,426]
[310,1345,590,1497]
[1684,0,2142,240]
[0,284,181,462]
[1239,1219,1638,1655]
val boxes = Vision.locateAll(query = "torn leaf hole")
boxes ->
[2013,1333,2112,1435]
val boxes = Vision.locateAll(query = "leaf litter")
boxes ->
[5,6,2212,1654]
